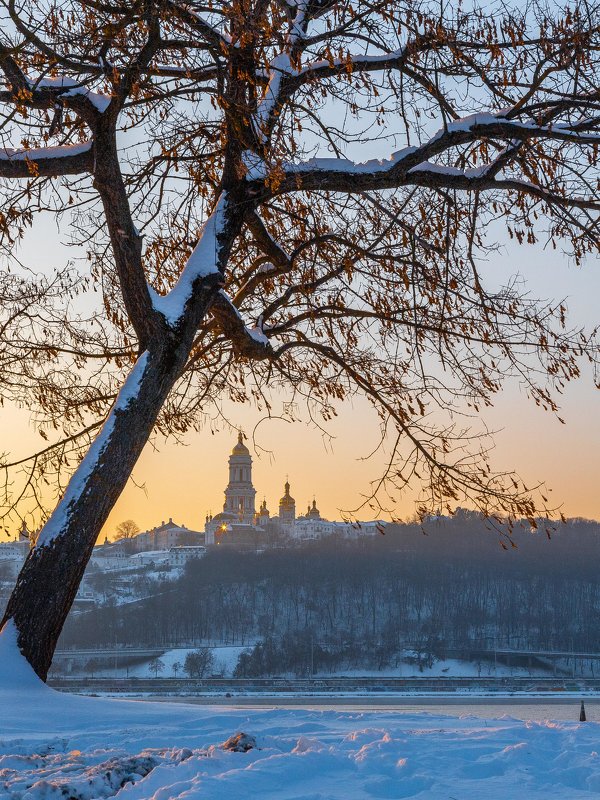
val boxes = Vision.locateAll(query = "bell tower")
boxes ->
[223,432,256,523]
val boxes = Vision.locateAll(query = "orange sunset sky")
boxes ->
[0,214,599,542]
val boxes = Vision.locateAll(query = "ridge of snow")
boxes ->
[465,164,495,178]
[180,6,233,45]
[430,111,600,143]
[290,3,307,40]
[30,77,111,113]
[247,322,270,346]
[254,53,293,135]
[0,141,92,161]
[150,194,227,326]
[284,146,417,175]
[217,289,243,319]
[216,290,270,346]
[0,620,47,691]
[35,352,150,548]
[444,111,508,132]
[408,161,465,176]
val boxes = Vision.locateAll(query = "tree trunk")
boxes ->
[0,296,216,681]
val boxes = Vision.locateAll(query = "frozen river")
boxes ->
[140,694,600,722]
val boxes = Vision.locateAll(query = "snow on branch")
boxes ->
[252,46,407,137]
[30,77,111,113]
[211,290,274,360]
[296,47,407,79]
[264,111,600,198]
[35,352,150,549]
[436,112,600,144]
[0,141,93,178]
[0,141,92,161]
[253,53,294,139]
[282,146,419,176]
[149,193,228,327]
[166,1,232,49]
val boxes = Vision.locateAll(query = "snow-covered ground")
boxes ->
[73,646,248,679]
[317,657,553,678]
[2,625,600,799]
[64,650,557,680]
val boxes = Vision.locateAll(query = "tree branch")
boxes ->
[0,142,94,178]
[210,290,274,360]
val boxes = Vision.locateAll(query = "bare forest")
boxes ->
[58,514,600,676]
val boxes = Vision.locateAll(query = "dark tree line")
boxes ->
[58,513,600,671]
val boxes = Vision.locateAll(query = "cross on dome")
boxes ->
[231,430,250,456]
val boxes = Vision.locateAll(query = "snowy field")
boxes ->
[91,646,247,679]
[2,626,600,799]
[67,649,557,680]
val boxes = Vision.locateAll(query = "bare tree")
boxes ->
[114,520,140,541]
[184,648,215,679]
[0,0,598,680]
[148,656,165,678]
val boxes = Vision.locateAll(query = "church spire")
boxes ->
[308,497,321,519]
[224,431,256,522]
[279,479,296,523]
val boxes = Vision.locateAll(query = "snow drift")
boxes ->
[1,623,600,799]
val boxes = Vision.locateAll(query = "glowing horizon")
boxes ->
[3,370,600,546]
[1,201,599,545]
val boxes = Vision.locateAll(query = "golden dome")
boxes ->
[231,431,250,456]
[308,499,320,518]
[279,480,295,506]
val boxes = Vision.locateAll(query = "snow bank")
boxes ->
[2,630,600,799]
[0,620,47,692]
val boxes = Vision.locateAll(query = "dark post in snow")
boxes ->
[580,701,586,722]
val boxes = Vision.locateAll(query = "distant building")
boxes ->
[224,432,257,523]
[277,480,296,533]
[256,498,270,526]
[129,550,170,568]
[0,542,28,579]
[89,547,129,571]
[203,433,386,546]
[294,518,336,541]
[0,525,31,579]
[129,518,204,552]
[205,432,258,543]
[168,545,206,567]
[213,523,270,551]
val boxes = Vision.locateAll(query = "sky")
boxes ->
[98,238,600,536]
[0,106,599,542]
[1,220,599,542]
